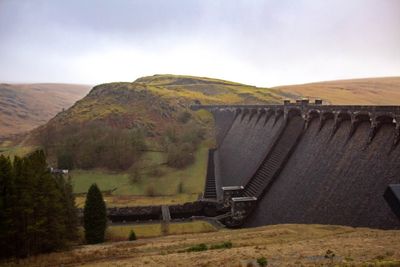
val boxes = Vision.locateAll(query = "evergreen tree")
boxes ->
[83,183,107,244]
[0,155,14,258]
[54,174,79,241]
[0,150,79,259]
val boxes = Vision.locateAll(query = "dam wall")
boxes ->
[213,109,236,146]
[215,109,284,187]
[245,116,400,229]
[196,102,400,229]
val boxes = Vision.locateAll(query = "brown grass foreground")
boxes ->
[2,224,400,267]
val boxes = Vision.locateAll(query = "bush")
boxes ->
[257,257,268,267]
[177,111,192,124]
[129,230,137,241]
[324,249,335,259]
[129,166,142,184]
[146,185,156,197]
[147,167,165,177]
[177,182,184,194]
[83,184,107,244]
[166,143,195,168]
[186,243,208,252]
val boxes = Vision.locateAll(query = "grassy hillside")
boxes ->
[16,75,282,204]
[36,74,281,134]
[10,224,400,266]
[0,83,91,138]
[272,76,400,105]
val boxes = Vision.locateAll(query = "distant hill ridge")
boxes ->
[0,83,92,137]
[273,76,400,105]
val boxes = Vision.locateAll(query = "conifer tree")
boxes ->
[0,155,14,258]
[54,174,79,241]
[0,150,79,259]
[83,183,107,244]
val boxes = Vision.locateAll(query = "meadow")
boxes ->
[70,143,208,206]
[105,221,217,241]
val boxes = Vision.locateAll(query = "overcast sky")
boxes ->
[0,0,399,86]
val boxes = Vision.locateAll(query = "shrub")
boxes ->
[146,185,156,197]
[83,184,107,244]
[257,257,268,267]
[324,249,335,259]
[167,143,195,168]
[147,167,165,177]
[129,166,142,184]
[177,111,192,124]
[186,243,208,252]
[129,230,137,241]
[181,123,205,145]
[177,182,184,194]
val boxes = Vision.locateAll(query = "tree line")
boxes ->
[0,151,79,259]
[40,121,146,171]
[41,117,206,172]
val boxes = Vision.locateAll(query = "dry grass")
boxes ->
[4,224,400,267]
[273,76,400,105]
[0,83,91,137]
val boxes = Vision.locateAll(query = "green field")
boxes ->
[70,144,208,205]
[105,221,217,241]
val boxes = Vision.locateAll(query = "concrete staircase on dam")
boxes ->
[203,149,218,199]
[243,116,305,198]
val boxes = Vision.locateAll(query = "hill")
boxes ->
[10,224,400,266]
[272,76,400,105]
[30,75,282,169]
[0,83,92,138]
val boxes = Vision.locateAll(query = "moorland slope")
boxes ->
[272,76,400,104]
[0,83,91,137]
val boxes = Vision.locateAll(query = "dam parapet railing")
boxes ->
[192,100,400,145]
[191,100,400,120]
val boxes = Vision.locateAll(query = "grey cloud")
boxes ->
[0,0,398,85]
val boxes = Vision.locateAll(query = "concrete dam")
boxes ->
[195,100,400,229]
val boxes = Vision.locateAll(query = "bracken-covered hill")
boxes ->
[38,74,283,139]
